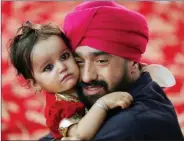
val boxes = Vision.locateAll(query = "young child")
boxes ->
[8,22,133,140]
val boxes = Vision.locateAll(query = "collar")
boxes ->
[127,72,152,98]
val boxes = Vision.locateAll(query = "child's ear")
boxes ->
[27,79,42,92]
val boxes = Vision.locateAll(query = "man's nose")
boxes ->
[81,63,97,83]
[56,62,67,73]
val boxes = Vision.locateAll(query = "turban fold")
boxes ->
[64,1,149,62]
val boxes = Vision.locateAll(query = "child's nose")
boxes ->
[57,62,68,73]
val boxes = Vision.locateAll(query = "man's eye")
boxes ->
[43,64,54,72]
[75,60,84,66]
[60,52,70,61]
[96,60,109,64]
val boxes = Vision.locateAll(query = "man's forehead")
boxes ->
[75,45,101,53]
[74,45,110,57]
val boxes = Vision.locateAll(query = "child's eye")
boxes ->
[60,52,70,61]
[43,64,53,72]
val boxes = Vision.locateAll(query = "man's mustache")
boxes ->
[78,80,108,91]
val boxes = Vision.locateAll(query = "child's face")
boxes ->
[31,35,79,93]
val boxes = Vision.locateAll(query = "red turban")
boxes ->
[63,1,149,62]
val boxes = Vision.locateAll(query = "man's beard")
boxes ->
[76,62,134,109]
[76,80,109,109]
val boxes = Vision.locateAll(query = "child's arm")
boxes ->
[65,92,133,140]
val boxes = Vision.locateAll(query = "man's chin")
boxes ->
[85,93,106,104]
[82,88,107,104]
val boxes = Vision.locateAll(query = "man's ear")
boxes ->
[140,63,148,69]
[27,79,42,92]
[129,61,139,74]
[127,61,140,81]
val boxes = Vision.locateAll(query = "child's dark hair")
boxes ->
[9,21,71,82]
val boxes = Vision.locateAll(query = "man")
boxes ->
[41,1,183,140]
[62,1,183,140]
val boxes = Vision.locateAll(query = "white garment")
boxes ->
[142,64,176,88]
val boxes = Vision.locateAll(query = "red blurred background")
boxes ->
[2,1,184,140]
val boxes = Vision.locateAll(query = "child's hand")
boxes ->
[61,136,80,140]
[96,92,133,110]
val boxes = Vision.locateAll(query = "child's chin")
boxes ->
[64,79,77,90]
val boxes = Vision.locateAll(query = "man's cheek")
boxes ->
[108,78,120,92]
[79,70,84,81]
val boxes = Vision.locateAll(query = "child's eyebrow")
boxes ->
[38,59,50,70]
[37,48,70,70]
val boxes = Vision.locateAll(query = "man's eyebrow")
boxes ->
[73,51,110,57]
[73,53,80,57]
[92,51,110,57]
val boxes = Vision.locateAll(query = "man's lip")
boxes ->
[61,74,72,82]
[83,86,103,95]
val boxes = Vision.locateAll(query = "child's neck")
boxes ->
[57,87,77,97]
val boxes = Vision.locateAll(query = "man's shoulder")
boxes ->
[130,72,168,100]
[94,108,139,140]
[109,94,174,126]
[102,105,144,130]
[115,100,148,118]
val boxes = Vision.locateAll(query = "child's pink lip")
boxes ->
[60,74,73,82]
